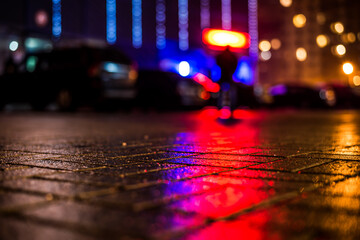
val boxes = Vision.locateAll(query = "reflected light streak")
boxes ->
[188,211,272,240]
[162,109,276,236]
[332,114,359,152]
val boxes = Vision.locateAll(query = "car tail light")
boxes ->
[88,64,100,77]
[129,62,138,81]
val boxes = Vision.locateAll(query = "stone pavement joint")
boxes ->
[1,111,360,239]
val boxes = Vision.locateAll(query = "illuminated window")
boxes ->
[178,0,189,51]
[222,0,231,30]
[200,0,210,29]
[248,0,258,59]
[106,0,116,44]
[156,0,166,49]
[132,0,142,48]
[52,0,61,39]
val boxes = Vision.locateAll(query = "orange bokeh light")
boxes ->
[202,28,250,50]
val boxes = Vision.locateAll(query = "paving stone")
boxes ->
[1,110,360,239]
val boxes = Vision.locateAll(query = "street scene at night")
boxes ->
[1,0,360,239]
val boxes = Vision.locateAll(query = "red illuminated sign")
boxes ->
[202,28,250,51]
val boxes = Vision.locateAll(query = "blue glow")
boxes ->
[52,0,61,38]
[234,60,254,85]
[156,0,166,49]
[104,62,122,73]
[106,0,116,44]
[222,0,231,30]
[178,0,189,51]
[132,0,142,48]
[270,84,287,96]
[178,61,190,77]
[211,65,221,82]
[200,0,210,29]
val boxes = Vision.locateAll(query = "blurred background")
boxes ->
[1,0,360,111]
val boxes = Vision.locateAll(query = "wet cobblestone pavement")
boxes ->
[1,109,360,239]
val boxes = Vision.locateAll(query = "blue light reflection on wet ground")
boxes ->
[159,109,279,238]
[2,110,360,239]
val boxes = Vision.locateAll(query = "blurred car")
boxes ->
[267,84,328,108]
[0,46,138,111]
[318,84,360,108]
[136,70,210,110]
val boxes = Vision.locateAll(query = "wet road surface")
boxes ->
[1,109,360,239]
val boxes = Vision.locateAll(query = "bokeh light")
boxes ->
[316,13,326,25]
[35,10,49,27]
[271,38,281,50]
[331,22,344,34]
[279,0,292,7]
[259,40,271,51]
[260,51,271,61]
[353,76,360,86]
[178,61,190,77]
[347,32,356,43]
[9,41,19,51]
[342,62,354,75]
[335,44,346,56]
[296,48,307,61]
[316,34,328,48]
[293,14,306,28]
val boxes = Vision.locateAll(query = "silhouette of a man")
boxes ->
[216,46,238,110]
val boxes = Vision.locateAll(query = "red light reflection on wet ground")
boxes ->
[163,108,277,237]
